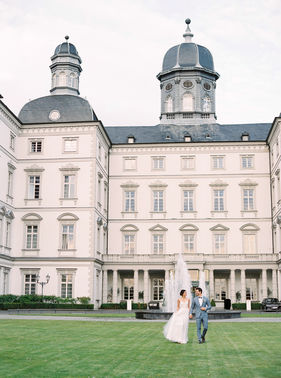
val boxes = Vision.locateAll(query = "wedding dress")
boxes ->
[163,299,189,344]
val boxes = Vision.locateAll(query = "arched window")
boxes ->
[69,73,76,88]
[202,96,211,112]
[182,93,194,111]
[165,96,173,113]
[59,72,66,86]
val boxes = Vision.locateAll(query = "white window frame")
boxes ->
[29,139,43,154]
[121,224,138,254]
[10,133,15,150]
[59,167,79,201]
[152,278,164,301]
[183,233,195,253]
[243,188,255,211]
[123,233,136,255]
[182,93,194,112]
[241,155,254,169]
[210,224,229,254]
[183,189,194,212]
[58,213,79,253]
[212,155,225,169]
[27,175,41,199]
[213,189,225,211]
[153,190,164,212]
[60,273,74,298]
[152,233,164,254]
[239,181,257,213]
[152,157,165,170]
[22,213,42,253]
[124,190,136,212]
[213,233,226,254]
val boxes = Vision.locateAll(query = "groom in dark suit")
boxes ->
[189,287,211,344]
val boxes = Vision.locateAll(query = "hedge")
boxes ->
[0,303,94,310]
[232,302,262,310]
[100,303,147,310]
[0,294,89,305]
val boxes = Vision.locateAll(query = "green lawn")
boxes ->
[0,320,280,377]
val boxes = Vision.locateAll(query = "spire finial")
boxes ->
[183,18,193,42]
[65,35,69,42]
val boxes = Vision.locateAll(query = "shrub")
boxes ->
[210,299,216,307]
[77,297,91,305]
[232,303,246,310]
[0,303,93,310]
[251,302,262,310]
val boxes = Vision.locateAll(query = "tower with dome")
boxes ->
[0,20,280,307]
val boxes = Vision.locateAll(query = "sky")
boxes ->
[1,0,281,126]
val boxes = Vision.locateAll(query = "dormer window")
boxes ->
[127,135,135,144]
[184,134,192,142]
[241,132,249,141]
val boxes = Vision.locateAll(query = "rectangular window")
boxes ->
[10,133,15,150]
[212,156,224,169]
[214,189,224,211]
[123,278,134,300]
[181,156,195,170]
[5,221,11,247]
[61,274,73,298]
[124,234,135,254]
[124,158,136,170]
[153,278,164,300]
[215,278,227,300]
[63,175,75,198]
[64,138,78,152]
[28,175,40,199]
[62,224,74,250]
[214,234,225,254]
[153,190,164,212]
[7,171,13,197]
[183,234,195,253]
[152,157,164,170]
[30,140,42,153]
[124,191,135,212]
[241,155,253,169]
[183,190,194,211]
[243,189,254,210]
[26,225,38,249]
[24,274,37,295]
[244,234,256,254]
[153,234,164,254]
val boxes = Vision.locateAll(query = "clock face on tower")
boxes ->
[49,110,61,121]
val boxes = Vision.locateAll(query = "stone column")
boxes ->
[209,269,214,300]
[230,269,236,304]
[0,267,3,295]
[112,270,118,303]
[262,269,267,299]
[272,269,278,298]
[134,270,139,302]
[143,270,149,304]
[165,269,169,282]
[241,269,246,302]
[278,270,281,301]
[102,269,108,303]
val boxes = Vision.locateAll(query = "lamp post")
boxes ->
[36,273,50,299]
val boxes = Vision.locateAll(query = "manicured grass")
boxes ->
[241,312,281,317]
[0,320,280,377]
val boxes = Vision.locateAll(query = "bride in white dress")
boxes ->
[163,289,190,344]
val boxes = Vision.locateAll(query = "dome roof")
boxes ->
[18,95,98,124]
[160,19,217,75]
[52,36,81,62]
[162,42,214,72]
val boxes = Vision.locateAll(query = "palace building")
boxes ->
[1,20,281,308]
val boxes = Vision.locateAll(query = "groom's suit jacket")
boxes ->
[190,296,211,319]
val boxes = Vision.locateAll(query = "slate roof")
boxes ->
[19,95,98,124]
[162,43,214,72]
[105,123,272,144]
